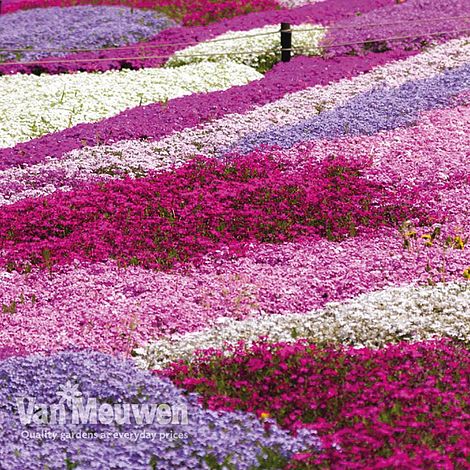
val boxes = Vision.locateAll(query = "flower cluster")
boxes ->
[0,351,321,468]
[235,61,470,154]
[0,6,175,63]
[0,61,261,148]
[0,0,280,25]
[153,0,280,26]
[1,0,469,466]
[1,96,468,355]
[1,227,468,356]
[2,92,468,211]
[1,97,468,356]
[0,154,426,270]
[0,0,389,23]
[323,0,470,56]
[278,0,325,7]
[136,282,470,369]
[163,340,470,468]
[167,23,325,72]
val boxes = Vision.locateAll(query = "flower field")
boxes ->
[0,0,469,468]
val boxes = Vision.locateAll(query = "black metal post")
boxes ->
[280,22,292,62]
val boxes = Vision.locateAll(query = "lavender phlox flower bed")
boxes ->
[234,63,470,154]
[0,351,321,469]
[0,6,175,63]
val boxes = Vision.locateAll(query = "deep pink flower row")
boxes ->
[154,0,280,26]
[0,49,414,170]
[1,0,279,25]
[163,339,470,468]
[0,153,429,272]
[0,0,395,75]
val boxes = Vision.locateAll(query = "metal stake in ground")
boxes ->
[280,22,292,62]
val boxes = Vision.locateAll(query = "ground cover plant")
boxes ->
[0,154,429,271]
[0,6,175,63]
[1,0,281,25]
[0,0,468,467]
[0,61,262,147]
[162,340,470,468]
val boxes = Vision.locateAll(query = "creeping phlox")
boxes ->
[0,61,262,149]
[163,340,470,469]
[0,221,469,357]
[0,6,175,63]
[277,0,326,7]
[0,0,280,25]
[0,351,320,468]
[322,0,470,56]
[0,154,428,271]
[3,37,469,170]
[3,76,467,206]
[71,38,470,169]
[167,23,326,72]
[0,0,390,75]
[136,282,470,370]
[0,0,469,467]
[149,0,280,26]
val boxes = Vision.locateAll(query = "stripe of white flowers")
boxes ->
[166,23,326,69]
[277,0,326,8]
[0,61,262,149]
[134,282,470,370]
